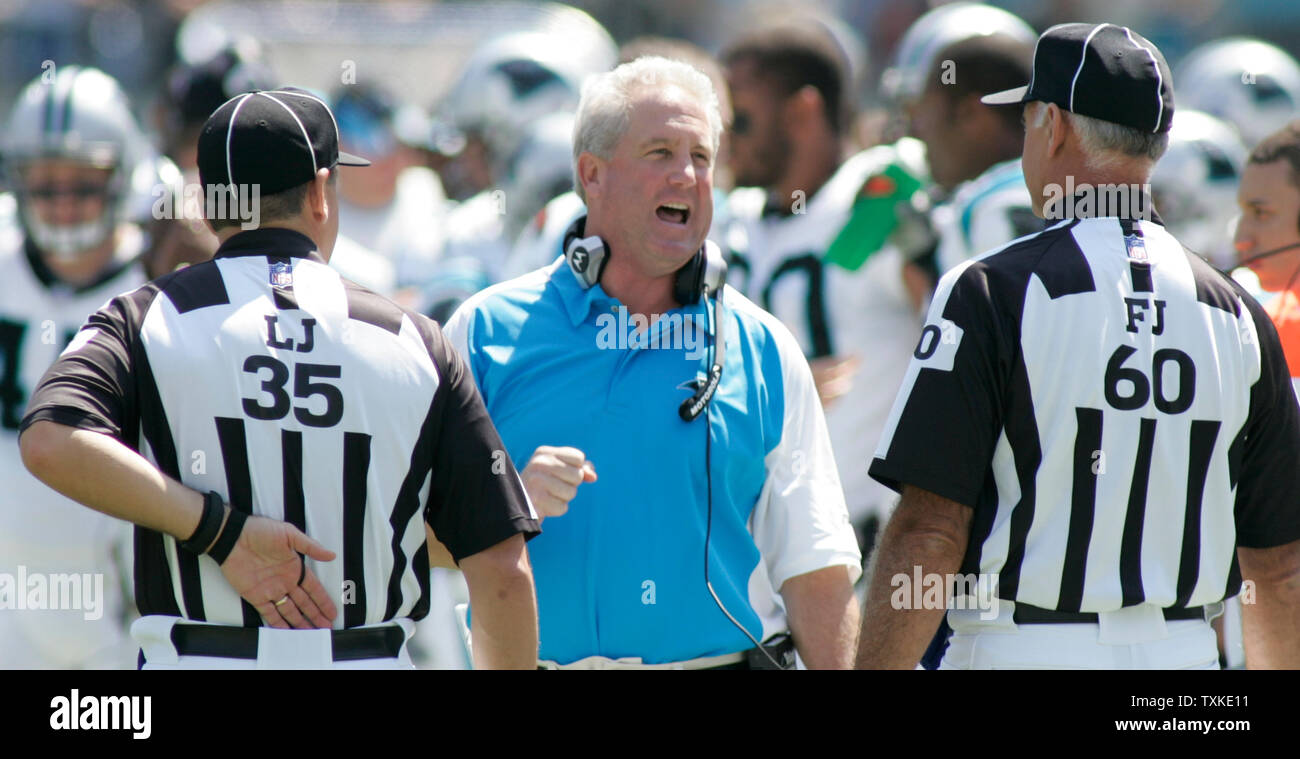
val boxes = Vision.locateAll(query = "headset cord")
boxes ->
[1284,258,1300,311]
[700,288,787,671]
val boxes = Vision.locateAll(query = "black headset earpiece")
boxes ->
[673,239,729,306]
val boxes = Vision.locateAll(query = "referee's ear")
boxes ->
[307,167,332,223]
[1044,103,1069,158]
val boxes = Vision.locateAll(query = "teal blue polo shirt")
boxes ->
[444,254,860,664]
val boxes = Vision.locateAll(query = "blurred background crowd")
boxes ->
[2,0,1298,669]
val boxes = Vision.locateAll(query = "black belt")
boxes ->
[535,635,797,670]
[171,623,406,662]
[702,634,798,670]
[1012,603,1206,625]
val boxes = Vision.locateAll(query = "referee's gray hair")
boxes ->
[1030,101,1169,170]
[572,56,723,203]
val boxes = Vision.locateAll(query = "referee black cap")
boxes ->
[198,88,370,196]
[981,22,1174,134]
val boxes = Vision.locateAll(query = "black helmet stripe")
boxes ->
[59,66,82,136]
[41,71,57,137]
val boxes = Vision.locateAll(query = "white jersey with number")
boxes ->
[873,213,1300,613]
[0,208,146,669]
[337,167,447,289]
[725,146,920,525]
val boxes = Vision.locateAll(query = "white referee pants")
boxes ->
[940,602,1220,670]
[131,616,416,670]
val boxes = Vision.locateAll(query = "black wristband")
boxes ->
[179,491,225,555]
[207,508,248,565]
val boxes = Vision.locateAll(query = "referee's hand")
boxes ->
[520,445,597,521]
[218,515,339,629]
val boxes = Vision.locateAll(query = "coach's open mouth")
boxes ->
[656,202,690,225]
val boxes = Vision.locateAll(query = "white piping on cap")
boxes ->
[1122,27,1164,133]
[256,92,317,173]
[224,92,255,189]
[1069,23,1112,112]
[264,89,343,164]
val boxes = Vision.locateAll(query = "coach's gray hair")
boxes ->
[1030,101,1169,171]
[572,55,723,203]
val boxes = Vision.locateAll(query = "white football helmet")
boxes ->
[500,112,576,244]
[1151,109,1248,270]
[881,2,1037,104]
[435,30,616,178]
[2,66,154,261]
[1175,38,1300,148]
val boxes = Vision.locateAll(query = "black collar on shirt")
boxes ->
[23,235,138,295]
[214,227,326,263]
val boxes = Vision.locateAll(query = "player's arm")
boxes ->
[19,295,337,629]
[856,485,971,669]
[20,421,338,629]
[861,260,1008,668]
[419,312,540,668]
[1232,291,1300,668]
[459,534,537,670]
[1238,539,1300,668]
[21,421,212,552]
[425,524,457,569]
[753,320,862,669]
[781,566,859,669]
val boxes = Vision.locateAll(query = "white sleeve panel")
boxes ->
[748,312,862,589]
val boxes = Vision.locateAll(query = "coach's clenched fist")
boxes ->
[520,446,597,520]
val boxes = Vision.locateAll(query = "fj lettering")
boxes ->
[1124,298,1166,334]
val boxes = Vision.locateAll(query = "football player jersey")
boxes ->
[0,209,147,668]
[725,144,923,525]
[337,166,447,289]
[933,158,1041,277]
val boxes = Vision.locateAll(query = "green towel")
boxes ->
[824,162,924,271]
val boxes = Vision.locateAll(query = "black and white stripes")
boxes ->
[23,227,538,628]
[871,213,1300,613]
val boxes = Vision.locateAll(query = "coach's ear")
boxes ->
[577,152,604,202]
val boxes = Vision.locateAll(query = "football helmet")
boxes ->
[881,2,1036,105]
[501,112,576,243]
[1150,109,1248,270]
[434,30,615,186]
[3,66,152,261]
[1175,38,1300,148]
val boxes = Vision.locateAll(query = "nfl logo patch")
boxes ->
[270,261,294,288]
[1124,233,1147,262]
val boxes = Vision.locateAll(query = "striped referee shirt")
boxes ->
[21,228,539,628]
[871,208,1300,613]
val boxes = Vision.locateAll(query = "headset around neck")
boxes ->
[562,214,728,421]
